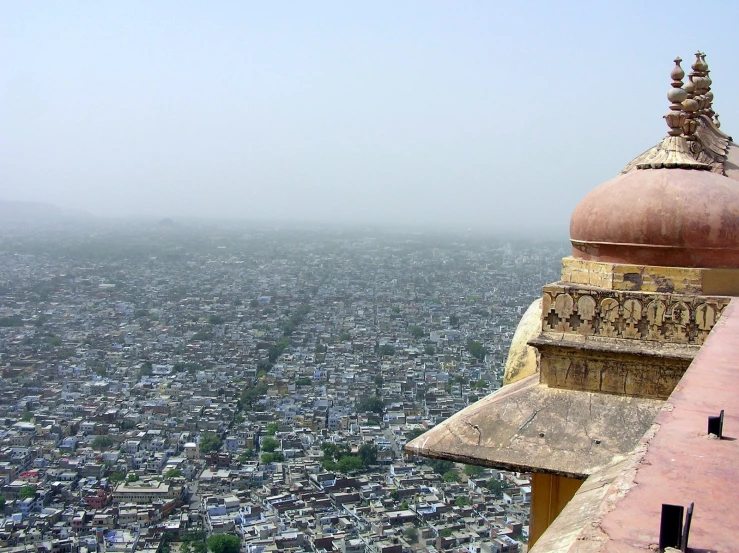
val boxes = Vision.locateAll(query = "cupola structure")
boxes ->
[406,53,739,550]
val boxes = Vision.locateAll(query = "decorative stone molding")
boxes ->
[541,284,730,345]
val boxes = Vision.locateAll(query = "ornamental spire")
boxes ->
[636,56,710,170]
[665,57,687,137]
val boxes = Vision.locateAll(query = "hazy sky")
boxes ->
[2,1,738,233]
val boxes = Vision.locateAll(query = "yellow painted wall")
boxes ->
[529,473,584,547]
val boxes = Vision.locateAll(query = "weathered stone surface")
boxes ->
[560,256,739,296]
[503,298,542,385]
[404,374,663,479]
[532,334,697,399]
[529,298,739,553]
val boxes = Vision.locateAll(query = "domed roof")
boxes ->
[570,168,739,268]
[570,53,739,269]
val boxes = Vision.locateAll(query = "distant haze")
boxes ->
[2,1,738,234]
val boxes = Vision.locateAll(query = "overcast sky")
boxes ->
[1,1,737,234]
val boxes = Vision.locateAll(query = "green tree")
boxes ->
[126,473,139,482]
[21,412,33,422]
[379,344,395,356]
[206,534,240,553]
[337,456,363,473]
[440,529,453,538]
[19,485,36,499]
[449,314,459,328]
[109,471,126,484]
[321,458,337,471]
[357,395,384,415]
[268,338,290,362]
[295,377,311,386]
[240,381,268,410]
[454,496,469,506]
[139,361,153,377]
[92,435,114,450]
[409,325,425,339]
[464,464,484,478]
[427,458,454,475]
[405,428,425,441]
[466,340,487,362]
[261,437,279,452]
[321,442,351,461]
[0,315,23,327]
[238,449,254,463]
[165,468,183,479]
[359,443,377,467]
[266,422,279,436]
[191,330,213,341]
[485,478,505,497]
[473,380,488,389]
[404,526,418,543]
[249,299,259,308]
[400,501,409,509]
[208,315,224,325]
[443,470,460,483]
[0,495,5,509]
[261,452,284,463]
[200,432,222,454]
[424,345,436,356]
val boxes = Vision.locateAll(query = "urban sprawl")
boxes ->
[0,223,565,553]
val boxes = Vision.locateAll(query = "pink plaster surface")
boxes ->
[599,298,739,551]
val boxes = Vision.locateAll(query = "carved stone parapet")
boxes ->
[541,283,729,345]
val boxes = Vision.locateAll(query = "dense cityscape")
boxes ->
[0,219,565,553]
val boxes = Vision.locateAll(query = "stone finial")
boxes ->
[691,51,710,116]
[682,71,700,141]
[700,52,718,122]
[665,57,687,136]
[636,55,710,170]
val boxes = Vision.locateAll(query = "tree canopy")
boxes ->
[261,437,279,453]
[405,428,425,441]
[466,339,487,361]
[485,478,505,496]
[427,458,454,475]
[92,435,114,450]
[337,456,363,473]
[261,452,284,464]
[443,470,460,483]
[357,395,384,415]
[358,443,377,467]
[379,344,395,356]
[206,534,240,553]
[200,432,222,454]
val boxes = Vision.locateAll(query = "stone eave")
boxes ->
[404,374,663,479]
[529,333,699,361]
